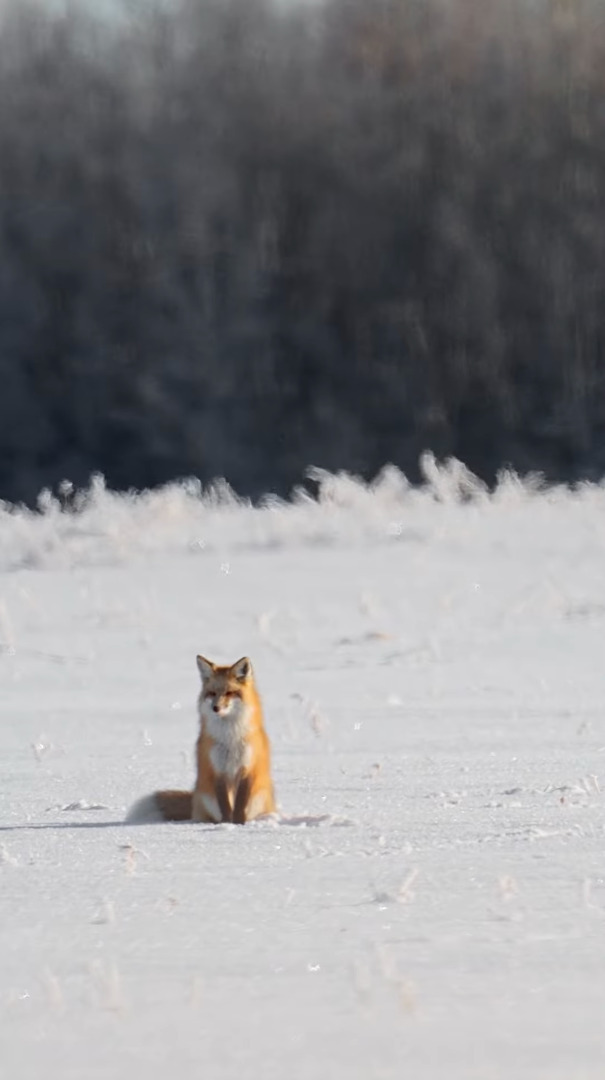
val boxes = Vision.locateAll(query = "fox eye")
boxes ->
[206,690,216,698]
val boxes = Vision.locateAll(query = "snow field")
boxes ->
[1,461,605,1078]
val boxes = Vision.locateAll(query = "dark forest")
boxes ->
[1,0,605,505]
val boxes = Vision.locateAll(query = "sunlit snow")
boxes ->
[1,457,604,1078]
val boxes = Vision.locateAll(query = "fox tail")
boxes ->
[126,789,192,824]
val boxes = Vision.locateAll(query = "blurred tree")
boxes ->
[0,0,604,504]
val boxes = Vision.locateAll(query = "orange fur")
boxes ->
[131,656,276,825]
[154,789,193,821]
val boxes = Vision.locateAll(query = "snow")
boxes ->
[1,457,605,1079]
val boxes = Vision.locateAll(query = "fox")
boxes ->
[127,655,276,825]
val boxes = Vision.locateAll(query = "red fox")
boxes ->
[127,655,276,825]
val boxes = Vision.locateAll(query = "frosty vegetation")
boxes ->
[0,0,605,506]
[2,456,605,573]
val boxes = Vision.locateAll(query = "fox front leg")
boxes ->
[215,776,233,823]
[232,775,252,825]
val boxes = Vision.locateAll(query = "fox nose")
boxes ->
[213,702,220,712]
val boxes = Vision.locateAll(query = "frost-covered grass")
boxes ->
[2,454,605,574]
[1,460,605,1078]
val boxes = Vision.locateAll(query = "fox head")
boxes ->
[196,655,253,721]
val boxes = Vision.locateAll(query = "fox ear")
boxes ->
[231,656,252,682]
[196,655,215,682]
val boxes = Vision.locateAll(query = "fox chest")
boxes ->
[208,733,253,781]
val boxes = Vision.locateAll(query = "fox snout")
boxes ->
[208,693,238,716]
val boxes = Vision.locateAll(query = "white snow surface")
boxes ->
[1,457,605,1079]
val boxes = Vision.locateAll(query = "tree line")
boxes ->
[1,0,604,506]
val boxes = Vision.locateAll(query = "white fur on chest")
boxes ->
[200,700,253,780]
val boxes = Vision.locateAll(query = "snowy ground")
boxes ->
[1,459,605,1079]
